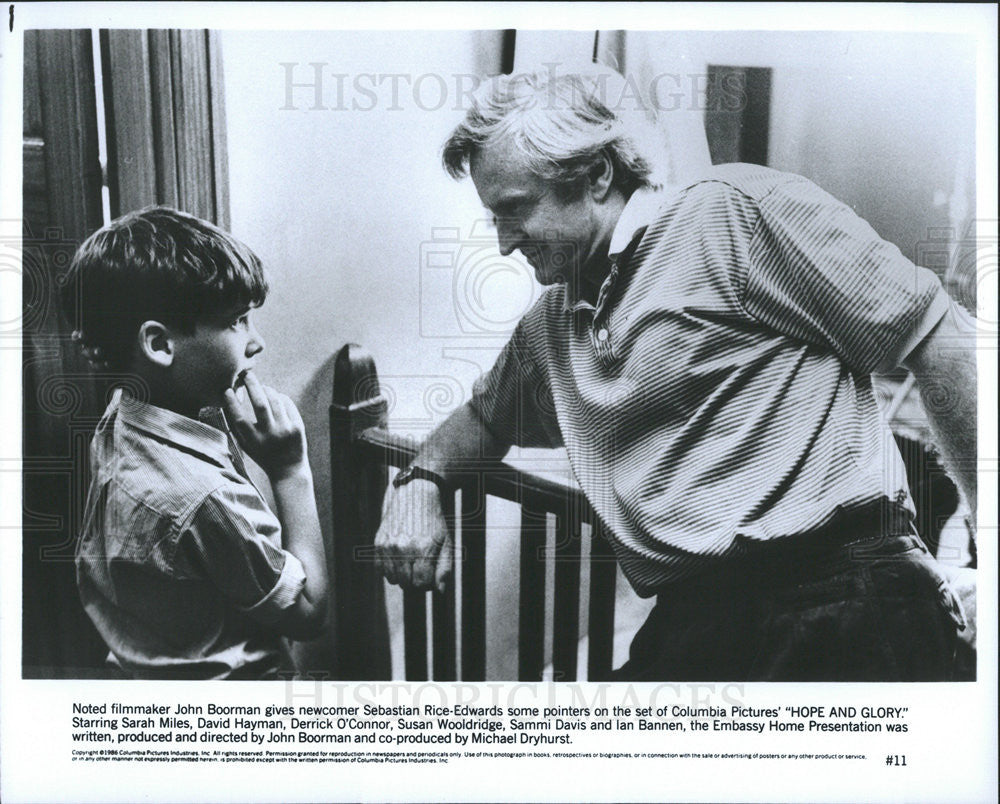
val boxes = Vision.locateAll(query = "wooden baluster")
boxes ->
[460,481,487,681]
[403,590,428,681]
[432,492,457,680]
[552,504,582,681]
[518,495,547,681]
[329,344,391,679]
[587,520,617,681]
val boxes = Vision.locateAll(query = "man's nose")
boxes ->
[247,322,265,357]
[495,218,520,256]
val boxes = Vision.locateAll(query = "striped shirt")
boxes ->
[76,390,306,678]
[470,163,950,595]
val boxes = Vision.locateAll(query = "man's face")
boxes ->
[470,138,600,289]
[170,304,266,410]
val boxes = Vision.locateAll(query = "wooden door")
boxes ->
[22,29,108,677]
[22,28,230,677]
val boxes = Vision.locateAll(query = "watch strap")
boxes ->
[392,464,449,493]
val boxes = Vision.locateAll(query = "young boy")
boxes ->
[62,206,328,679]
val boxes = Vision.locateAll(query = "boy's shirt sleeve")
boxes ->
[176,479,306,627]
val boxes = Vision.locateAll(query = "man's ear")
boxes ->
[587,151,615,201]
[137,320,174,367]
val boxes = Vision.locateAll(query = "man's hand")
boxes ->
[375,479,453,593]
[223,370,307,480]
[372,401,508,593]
[941,564,977,650]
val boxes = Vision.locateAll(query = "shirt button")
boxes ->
[596,328,609,342]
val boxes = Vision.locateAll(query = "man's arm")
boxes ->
[903,302,978,517]
[375,402,509,592]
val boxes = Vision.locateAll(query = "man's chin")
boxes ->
[533,268,567,286]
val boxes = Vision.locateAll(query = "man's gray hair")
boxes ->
[443,63,665,195]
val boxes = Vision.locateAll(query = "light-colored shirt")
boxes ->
[76,390,306,678]
[470,163,950,595]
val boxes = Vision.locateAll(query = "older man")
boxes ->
[375,66,976,681]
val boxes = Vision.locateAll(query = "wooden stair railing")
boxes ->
[330,344,618,681]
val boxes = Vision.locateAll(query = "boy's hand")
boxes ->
[223,370,307,480]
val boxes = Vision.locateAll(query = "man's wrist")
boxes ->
[393,464,449,496]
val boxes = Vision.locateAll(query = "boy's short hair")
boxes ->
[61,206,268,370]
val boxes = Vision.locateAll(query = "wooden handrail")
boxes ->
[356,426,596,520]
[330,342,617,682]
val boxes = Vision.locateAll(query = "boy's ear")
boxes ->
[137,320,174,367]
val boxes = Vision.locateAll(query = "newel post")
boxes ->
[330,343,391,679]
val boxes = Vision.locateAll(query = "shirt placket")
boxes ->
[589,262,619,367]
[200,407,258,489]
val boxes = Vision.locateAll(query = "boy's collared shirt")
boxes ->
[76,389,306,679]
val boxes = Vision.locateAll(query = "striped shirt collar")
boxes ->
[114,388,235,469]
[562,186,668,314]
[609,186,668,256]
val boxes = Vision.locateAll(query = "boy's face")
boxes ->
[169,304,265,412]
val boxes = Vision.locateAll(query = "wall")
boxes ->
[223,31,504,407]
[630,30,977,267]
[222,30,537,677]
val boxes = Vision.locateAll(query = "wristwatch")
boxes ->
[392,464,449,497]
